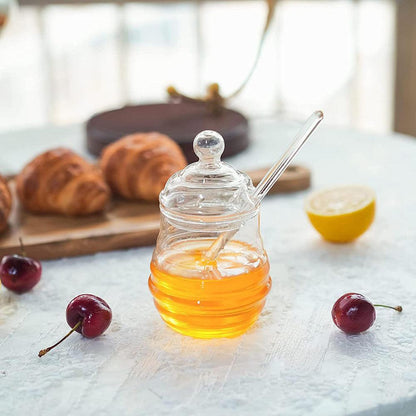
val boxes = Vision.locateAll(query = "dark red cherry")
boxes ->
[66,294,112,338]
[332,292,402,334]
[0,239,41,293]
[39,294,112,357]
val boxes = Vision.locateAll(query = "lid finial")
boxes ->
[193,130,224,163]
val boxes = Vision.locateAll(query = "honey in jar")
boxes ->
[148,130,271,338]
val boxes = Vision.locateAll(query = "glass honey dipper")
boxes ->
[204,110,324,261]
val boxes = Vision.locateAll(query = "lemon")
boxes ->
[305,185,376,243]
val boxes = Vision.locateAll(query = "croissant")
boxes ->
[16,148,110,216]
[0,175,12,233]
[100,132,187,201]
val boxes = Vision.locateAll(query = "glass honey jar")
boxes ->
[148,130,271,338]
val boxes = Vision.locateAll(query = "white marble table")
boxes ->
[1,120,416,416]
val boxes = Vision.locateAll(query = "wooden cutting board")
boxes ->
[0,166,310,260]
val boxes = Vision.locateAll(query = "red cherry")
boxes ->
[38,294,112,357]
[66,294,112,338]
[332,292,402,334]
[0,238,41,294]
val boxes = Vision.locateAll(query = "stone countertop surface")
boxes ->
[0,119,415,416]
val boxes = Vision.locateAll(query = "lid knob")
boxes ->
[193,130,225,163]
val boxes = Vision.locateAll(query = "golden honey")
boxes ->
[149,239,271,338]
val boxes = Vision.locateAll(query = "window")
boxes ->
[0,0,395,134]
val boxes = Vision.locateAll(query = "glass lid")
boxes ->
[159,130,255,219]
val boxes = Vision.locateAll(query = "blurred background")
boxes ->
[0,0,414,137]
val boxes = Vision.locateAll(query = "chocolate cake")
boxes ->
[86,102,249,162]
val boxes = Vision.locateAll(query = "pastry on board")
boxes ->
[0,175,12,233]
[16,148,110,216]
[100,132,187,202]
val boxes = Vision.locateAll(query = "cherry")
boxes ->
[38,294,112,357]
[332,292,402,334]
[0,238,42,294]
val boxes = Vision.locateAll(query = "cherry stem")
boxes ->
[19,237,26,257]
[373,304,403,312]
[38,321,82,357]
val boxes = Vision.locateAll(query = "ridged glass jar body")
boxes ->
[148,208,271,338]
